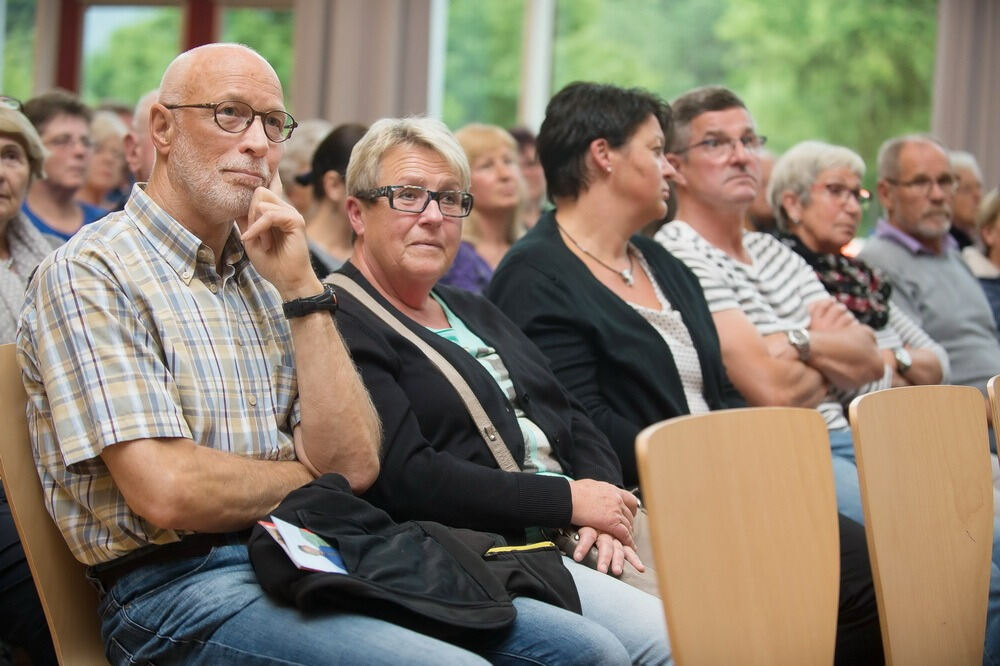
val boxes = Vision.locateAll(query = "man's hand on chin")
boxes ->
[239,172,322,299]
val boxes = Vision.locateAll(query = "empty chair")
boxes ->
[850,384,992,665]
[0,343,107,665]
[636,407,840,665]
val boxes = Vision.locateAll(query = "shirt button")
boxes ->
[248,395,257,406]
[198,248,212,261]
[236,338,243,346]
[209,283,218,294]
[181,270,192,280]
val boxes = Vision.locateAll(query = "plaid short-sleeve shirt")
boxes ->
[17,185,301,565]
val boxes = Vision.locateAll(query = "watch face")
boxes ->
[894,347,912,371]
[788,330,807,346]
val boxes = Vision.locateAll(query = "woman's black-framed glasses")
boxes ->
[358,185,474,218]
[162,100,297,143]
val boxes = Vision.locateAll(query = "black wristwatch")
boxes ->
[282,283,338,319]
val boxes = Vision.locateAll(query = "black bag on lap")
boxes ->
[249,474,580,636]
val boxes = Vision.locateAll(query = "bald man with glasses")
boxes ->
[860,134,1000,398]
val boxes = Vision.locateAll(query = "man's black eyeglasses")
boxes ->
[674,134,768,160]
[162,100,297,143]
[0,96,22,112]
[357,185,474,218]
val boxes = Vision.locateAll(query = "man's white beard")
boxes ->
[168,134,270,222]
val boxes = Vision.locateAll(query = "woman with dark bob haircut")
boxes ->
[488,81,884,664]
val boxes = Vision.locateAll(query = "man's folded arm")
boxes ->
[101,436,313,533]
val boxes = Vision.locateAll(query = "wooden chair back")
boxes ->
[0,343,107,665]
[850,384,992,665]
[636,407,840,665]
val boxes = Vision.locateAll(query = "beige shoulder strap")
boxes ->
[327,273,520,473]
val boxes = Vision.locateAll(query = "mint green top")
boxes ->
[429,293,568,479]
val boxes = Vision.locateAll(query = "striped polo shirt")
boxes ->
[656,220,848,431]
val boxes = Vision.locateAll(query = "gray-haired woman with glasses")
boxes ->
[331,116,671,665]
[768,139,948,389]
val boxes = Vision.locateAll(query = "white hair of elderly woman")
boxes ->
[346,117,471,196]
[767,140,866,231]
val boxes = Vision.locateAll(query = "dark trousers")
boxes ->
[835,512,885,665]
[0,483,56,665]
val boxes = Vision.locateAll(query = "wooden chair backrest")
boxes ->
[0,343,107,665]
[850,384,992,665]
[635,407,840,665]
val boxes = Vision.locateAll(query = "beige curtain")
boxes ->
[291,0,433,124]
[933,0,1000,188]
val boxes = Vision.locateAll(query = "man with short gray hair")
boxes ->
[656,85,884,527]
[123,88,158,183]
[860,135,1000,396]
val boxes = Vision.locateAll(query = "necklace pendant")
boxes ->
[621,267,635,287]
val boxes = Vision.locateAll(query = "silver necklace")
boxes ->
[556,223,635,286]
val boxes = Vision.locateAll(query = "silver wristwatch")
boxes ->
[893,347,912,374]
[786,328,811,361]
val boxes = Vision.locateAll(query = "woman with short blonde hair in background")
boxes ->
[965,188,1000,328]
[438,123,522,294]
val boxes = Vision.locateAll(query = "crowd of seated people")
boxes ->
[3,40,1000,665]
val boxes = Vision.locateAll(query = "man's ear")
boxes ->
[876,179,893,212]
[148,104,174,157]
[667,153,687,188]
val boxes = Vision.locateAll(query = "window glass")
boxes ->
[220,8,294,109]
[443,0,525,129]
[552,0,937,230]
[3,0,36,100]
[81,5,182,107]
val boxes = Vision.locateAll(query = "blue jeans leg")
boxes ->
[985,519,1000,666]
[464,596,630,666]
[562,555,672,665]
[828,428,865,525]
[99,543,631,665]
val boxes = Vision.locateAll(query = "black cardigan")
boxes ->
[487,212,746,486]
[334,262,623,542]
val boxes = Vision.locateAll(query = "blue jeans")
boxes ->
[827,428,1000,665]
[827,428,865,526]
[95,543,635,665]
[562,556,671,665]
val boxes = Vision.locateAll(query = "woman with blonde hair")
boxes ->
[965,188,1000,327]
[438,123,522,293]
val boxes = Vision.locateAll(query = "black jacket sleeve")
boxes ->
[489,255,647,483]
[336,303,575,533]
